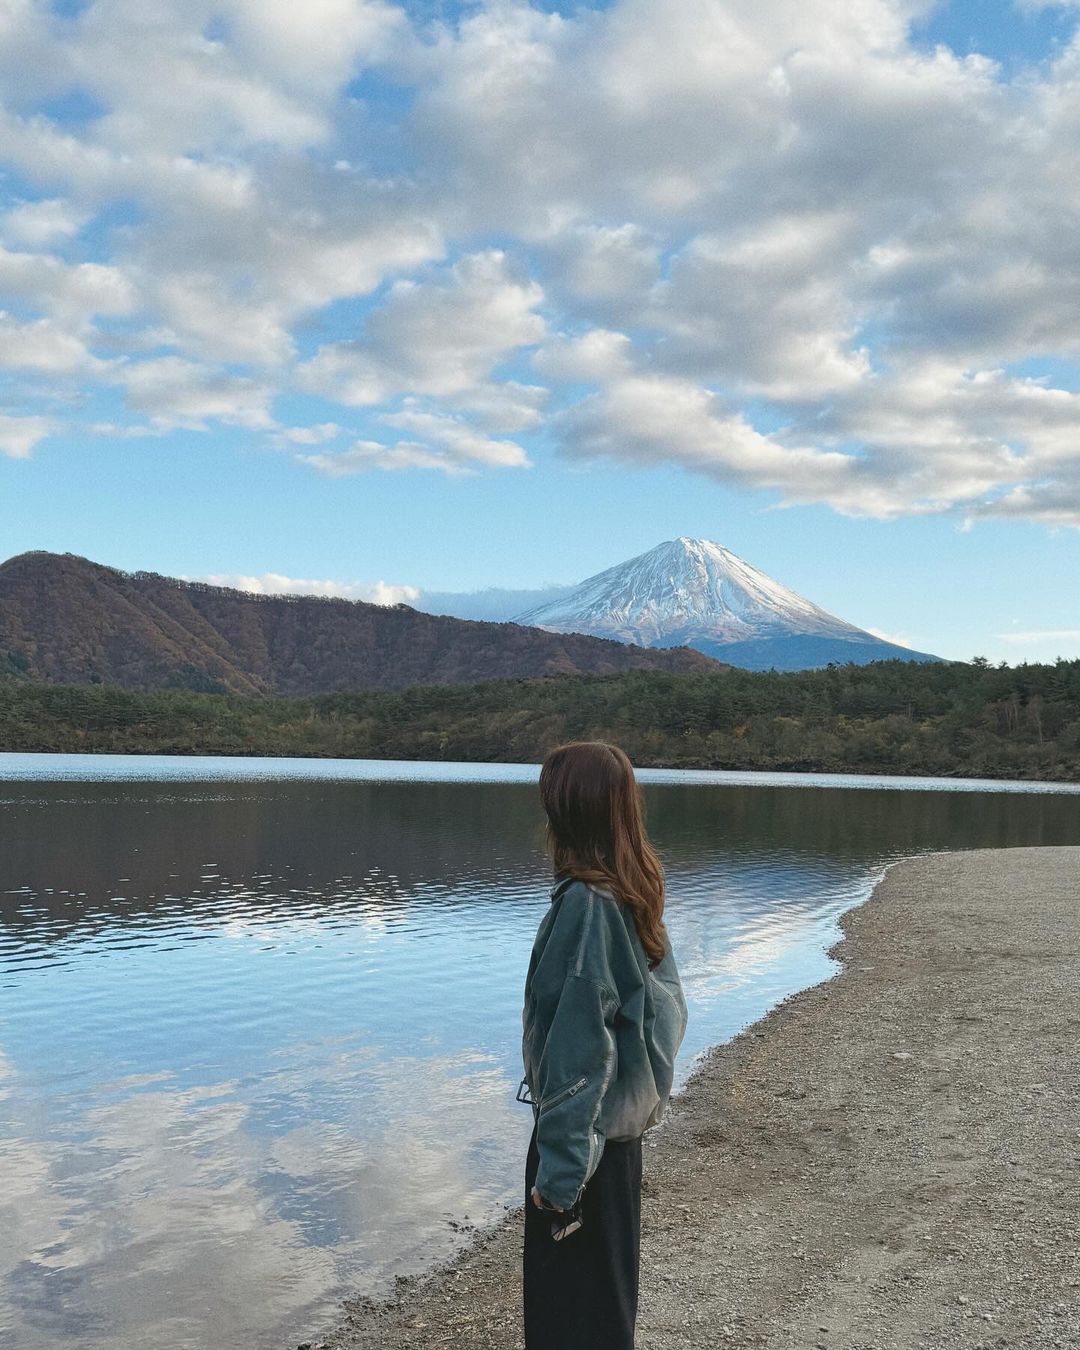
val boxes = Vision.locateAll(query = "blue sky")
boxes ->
[4,0,1080,663]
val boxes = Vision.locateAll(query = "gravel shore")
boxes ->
[309,846,1080,1350]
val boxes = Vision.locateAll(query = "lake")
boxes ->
[2,753,1079,1349]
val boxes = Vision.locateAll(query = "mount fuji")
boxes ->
[510,538,941,672]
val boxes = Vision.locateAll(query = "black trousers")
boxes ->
[522,1120,643,1349]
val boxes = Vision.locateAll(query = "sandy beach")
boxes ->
[309,846,1080,1350]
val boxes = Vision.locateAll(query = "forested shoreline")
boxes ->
[2,658,1079,781]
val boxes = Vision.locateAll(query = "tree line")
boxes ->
[2,657,1079,780]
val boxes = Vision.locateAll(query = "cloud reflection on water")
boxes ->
[2,762,1080,1348]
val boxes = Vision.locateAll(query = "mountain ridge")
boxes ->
[0,550,721,696]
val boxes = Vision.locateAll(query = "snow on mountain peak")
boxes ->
[513,537,866,648]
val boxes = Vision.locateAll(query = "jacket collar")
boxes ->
[550,874,617,902]
[549,874,576,901]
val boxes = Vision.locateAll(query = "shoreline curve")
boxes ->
[310,846,1080,1350]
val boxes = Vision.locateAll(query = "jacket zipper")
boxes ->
[586,1126,599,1179]
[538,1074,588,1114]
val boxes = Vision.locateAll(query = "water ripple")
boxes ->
[2,762,1079,1348]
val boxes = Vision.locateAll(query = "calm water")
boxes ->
[1,754,1079,1349]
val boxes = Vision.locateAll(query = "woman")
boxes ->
[518,741,689,1349]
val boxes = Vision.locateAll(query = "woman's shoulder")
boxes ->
[551,875,624,917]
[551,874,611,900]
[547,878,634,963]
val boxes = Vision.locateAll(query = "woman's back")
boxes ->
[522,875,687,1165]
[521,739,689,1350]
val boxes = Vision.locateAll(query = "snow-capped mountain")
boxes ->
[512,538,940,671]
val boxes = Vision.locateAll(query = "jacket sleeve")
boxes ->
[532,899,620,1210]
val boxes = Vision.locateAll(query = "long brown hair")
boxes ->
[539,741,668,967]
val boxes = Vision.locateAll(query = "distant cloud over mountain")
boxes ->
[197,571,574,622]
[189,571,421,607]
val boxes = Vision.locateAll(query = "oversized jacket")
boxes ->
[518,874,689,1210]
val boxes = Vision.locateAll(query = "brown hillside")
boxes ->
[0,551,722,696]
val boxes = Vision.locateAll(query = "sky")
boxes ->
[3,0,1080,663]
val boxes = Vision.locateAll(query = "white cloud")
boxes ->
[213,0,406,103]
[297,251,545,405]
[380,406,530,468]
[979,483,1080,526]
[543,223,660,311]
[866,626,914,648]
[191,570,419,605]
[87,421,166,438]
[646,221,872,399]
[5,0,1080,510]
[0,311,111,373]
[298,408,531,477]
[0,242,136,326]
[272,422,341,446]
[298,440,471,476]
[800,363,1080,520]
[122,157,444,366]
[533,329,633,383]
[0,412,58,458]
[557,370,857,501]
[56,0,401,158]
[451,381,547,434]
[115,355,275,429]
[409,0,959,238]
[1,196,90,247]
[0,1,443,374]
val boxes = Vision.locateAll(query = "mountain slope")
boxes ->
[513,538,940,671]
[0,551,721,696]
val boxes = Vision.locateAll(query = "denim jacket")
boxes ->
[518,875,689,1210]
